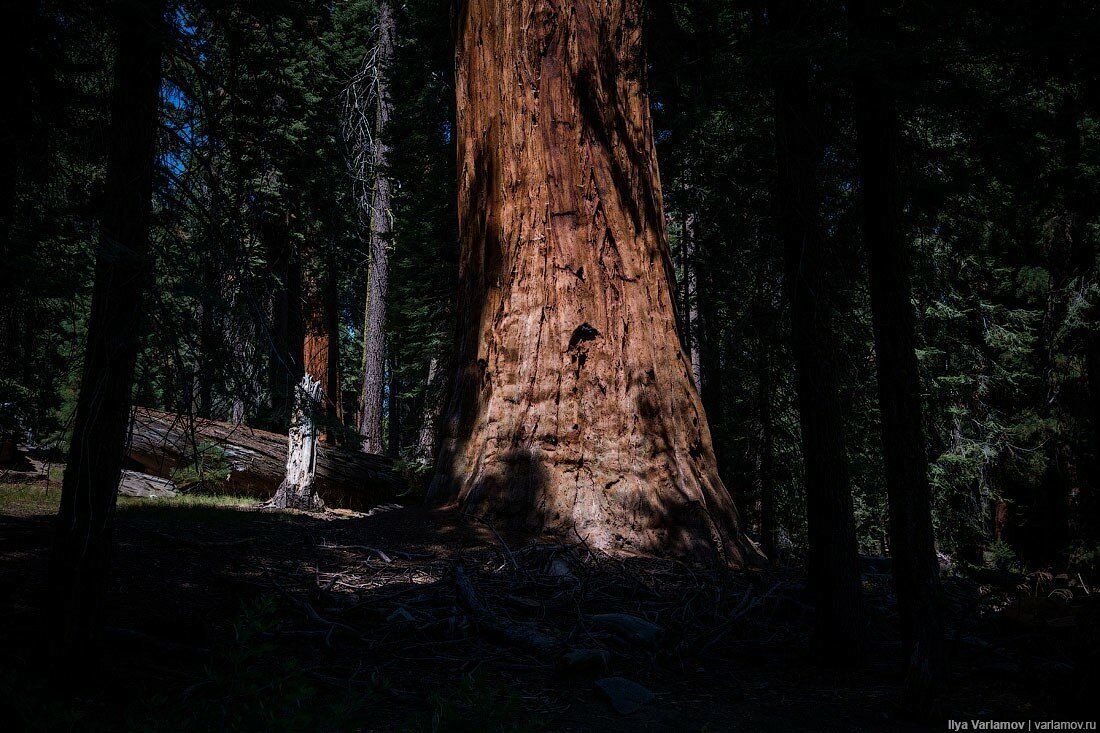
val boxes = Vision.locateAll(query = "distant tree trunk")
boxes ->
[386,348,402,457]
[771,0,863,651]
[197,258,217,419]
[696,240,724,434]
[682,207,703,391]
[1041,84,1099,554]
[416,356,444,462]
[430,0,758,563]
[849,0,944,697]
[357,0,396,454]
[302,261,341,442]
[0,0,37,257]
[1086,335,1100,539]
[756,340,780,560]
[48,0,163,666]
[264,219,304,431]
[271,374,325,511]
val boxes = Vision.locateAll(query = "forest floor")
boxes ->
[0,472,1096,732]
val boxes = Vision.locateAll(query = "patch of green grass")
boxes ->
[117,493,264,527]
[119,492,258,510]
[0,482,62,514]
[0,482,260,517]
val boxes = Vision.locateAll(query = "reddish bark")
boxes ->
[302,265,341,440]
[431,0,757,563]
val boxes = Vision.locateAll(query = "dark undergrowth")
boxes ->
[0,482,1095,732]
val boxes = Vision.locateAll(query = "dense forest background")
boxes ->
[2,0,1098,577]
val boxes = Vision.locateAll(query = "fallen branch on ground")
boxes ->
[453,564,563,657]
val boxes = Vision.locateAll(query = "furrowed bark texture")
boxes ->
[358,0,396,453]
[850,0,944,693]
[48,0,163,664]
[431,0,755,563]
[771,0,863,650]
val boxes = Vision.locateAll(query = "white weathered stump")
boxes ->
[271,374,325,511]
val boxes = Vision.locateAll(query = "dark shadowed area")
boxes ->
[1,479,1093,731]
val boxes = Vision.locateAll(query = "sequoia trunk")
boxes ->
[48,0,163,665]
[431,0,756,563]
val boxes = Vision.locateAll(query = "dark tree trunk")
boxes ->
[757,341,780,561]
[197,258,217,419]
[770,0,863,652]
[696,236,724,435]
[849,0,945,698]
[682,207,703,390]
[264,219,304,432]
[386,347,402,458]
[416,356,444,462]
[47,0,163,667]
[430,0,758,563]
[324,261,341,429]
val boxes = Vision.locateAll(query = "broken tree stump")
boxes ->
[126,406,400,510]
[270,375,325,511]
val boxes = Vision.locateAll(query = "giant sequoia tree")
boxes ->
[430,0,756,563]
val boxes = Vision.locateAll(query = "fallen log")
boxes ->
[119,469,177,499]
[126,407,401,510]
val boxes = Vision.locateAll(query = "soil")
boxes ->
[0,479,1095,732]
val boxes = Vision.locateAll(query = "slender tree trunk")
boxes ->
[386,347,402,457]
[757,341,779,560]
[358,0,396,453]
[430,0,758,563]
[197,258,217,418]
[696,242,724,429]
[416,356,444,462]
[771,0,863,652]
[264,219,303,431]
[682,208,703,391]
[324,261,341,428]
[47,0,163,667]
[849,0,944,698]
[0,0,37,258]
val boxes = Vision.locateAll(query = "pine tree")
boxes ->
[48,0,164,665]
